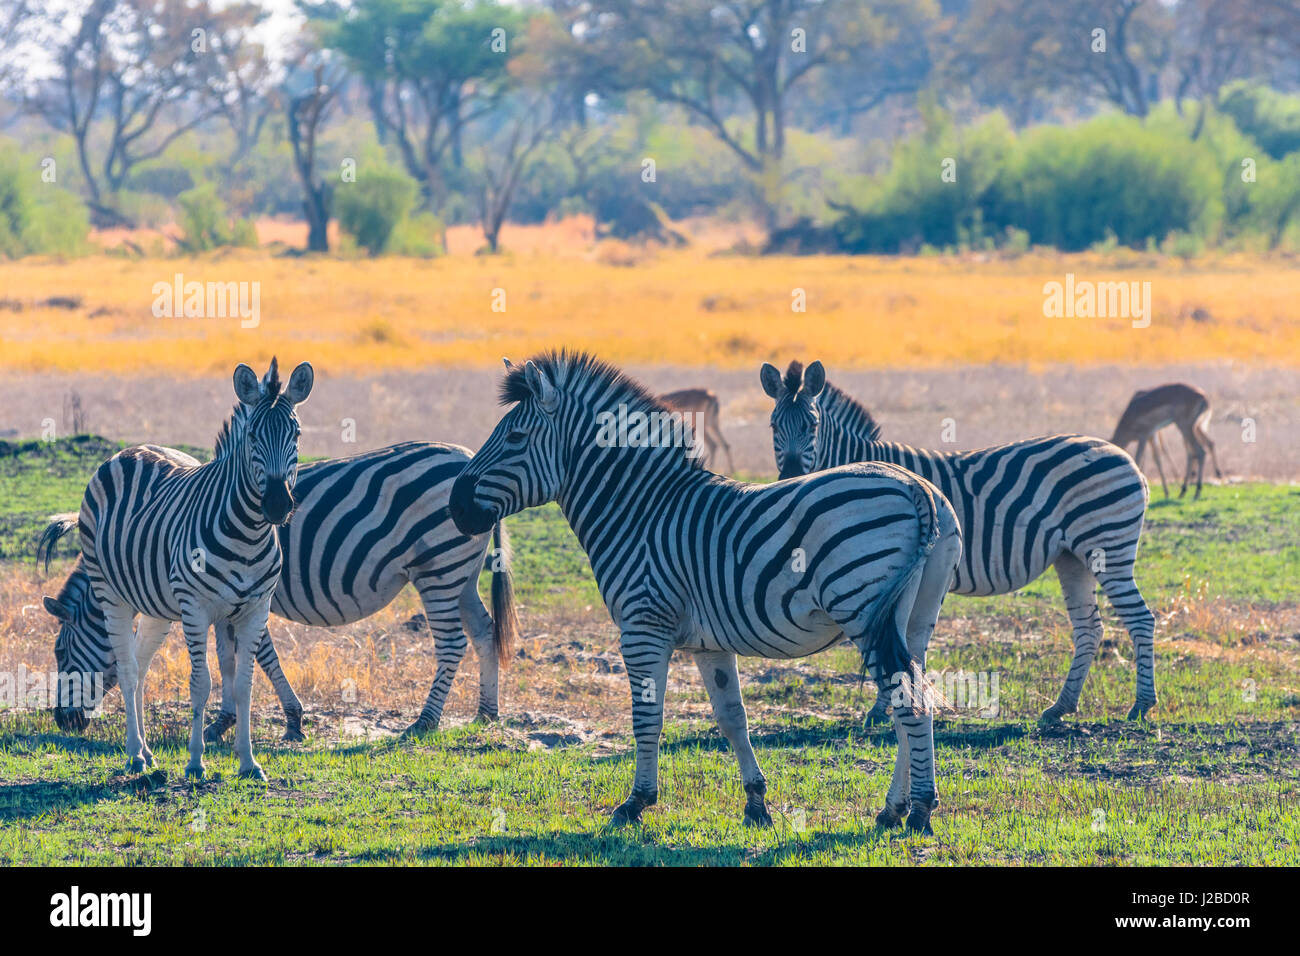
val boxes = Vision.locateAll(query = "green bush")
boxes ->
[334,165,421,255]
[177,184,258,251]
[0,147,90,258]
[1218,83,1300,160]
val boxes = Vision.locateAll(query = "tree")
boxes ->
[286,60,342,252]
[315,0,524,213]
[566,0,928,229]
[203,2,277,170]
[19,0,222,223]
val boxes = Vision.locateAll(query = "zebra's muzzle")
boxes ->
[262,477,295,525]
[449,474,495,536]
[53,706,90,733]
[778,458,807,480]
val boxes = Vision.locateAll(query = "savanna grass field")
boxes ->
[1,228,1298,867]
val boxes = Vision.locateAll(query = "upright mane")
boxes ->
[783,360,883,442]
[212,402,250,462]
[500,349,706,470]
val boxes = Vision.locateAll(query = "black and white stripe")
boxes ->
[762,360,1156,722]
[43,442,518,740]
[450,351,962,833]
[76,358,313,779]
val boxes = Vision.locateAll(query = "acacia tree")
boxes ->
[316,0,524,214]
[19,0,221,223]
[563,0,927,230]
[285,58,343,253]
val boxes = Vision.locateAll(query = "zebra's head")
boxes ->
[231,357,314,526]
[450,357,566,536]
[761,359,826,479]
[43,563,114,733]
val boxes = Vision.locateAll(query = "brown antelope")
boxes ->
[658,387,735,474]
[1111,383,1223,500]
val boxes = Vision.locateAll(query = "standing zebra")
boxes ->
[761,360,1156,723]
[41,442,518,740]
[77,358,313,780]
[450,351,961,833]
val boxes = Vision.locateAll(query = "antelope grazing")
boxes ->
[658,387,735,474]
[1111,383,1222,500]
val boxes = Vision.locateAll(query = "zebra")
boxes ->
[449,351,962,834]
[41,441,519,741]
[761,359,1156,723]
[76,358,313,780]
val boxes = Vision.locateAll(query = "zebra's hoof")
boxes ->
[184,764,205,782]
[610,791,656,827]
[203,711,237,744]
[875,804,907,829]
[124,756,146,774]
[864,706,892,727]
[401,719,438,739]
[142,749,155,768]
[238,764,267,782]
[1039,704,1071,724]
[474,708,499,724]
[1126,700,1155,721]
[282,725,305,743]
[905,809,934,836]
[743,801,773,828]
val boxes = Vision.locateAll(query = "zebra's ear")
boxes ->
[523,360,559,414]
[285,362,314,405]
[802,361,826,398]
[502,358,515,372]
[233,363,262,406]
[759,363,783,399]
[43,595,70,622]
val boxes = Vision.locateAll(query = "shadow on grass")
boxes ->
[355,826,903,866]
[0,769,167,822]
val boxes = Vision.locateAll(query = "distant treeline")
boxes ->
[1,0,1299,257]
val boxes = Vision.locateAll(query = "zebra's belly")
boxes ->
[684,603,843,660]
[270,567,410,627]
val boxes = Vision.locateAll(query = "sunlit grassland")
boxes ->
[3,248,1300,374]
[0,437,1296,864]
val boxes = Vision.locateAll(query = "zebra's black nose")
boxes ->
[779,457,806,480]
[262,478,295,525]
[53,707,89,733]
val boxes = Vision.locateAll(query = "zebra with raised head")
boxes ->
[41,441,519,740]
[450,351,962,833]
[77,357,313,780]
[761,360,1156,723]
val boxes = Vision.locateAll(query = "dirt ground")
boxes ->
[1,361,1295,480]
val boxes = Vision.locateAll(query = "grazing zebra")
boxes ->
[41,442,519,740]
[761,360,1156,723]
[77,358,313,780]
[450,351,961,833]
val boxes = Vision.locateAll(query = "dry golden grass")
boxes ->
[2,220,1298,374]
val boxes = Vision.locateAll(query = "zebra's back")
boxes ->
[861,435,1146,595]
[270,441,482,626]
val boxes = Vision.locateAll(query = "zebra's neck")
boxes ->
[212,412,277,537]
[556,403,710,557]
[816,384,883,470]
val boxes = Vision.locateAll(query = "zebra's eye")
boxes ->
[504,430,528,447]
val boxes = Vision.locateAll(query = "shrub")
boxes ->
[334,165,421,255]
[0,147,90,258]
[1218,83,1300,160]
[177,184,258,251]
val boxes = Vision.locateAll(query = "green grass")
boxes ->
[1,437,1297,865]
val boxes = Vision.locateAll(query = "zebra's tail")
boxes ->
[857,478,942,685]
[36,513,80,574]
[491,521,520,669]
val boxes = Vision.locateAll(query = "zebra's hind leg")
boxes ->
[403,581,469,736]
[1041,553,1103,723]
[204,621,239,744]
[1096,569,1158,720]
[693,650,770,827]
[132,617,171,768]
[864,678,891,726]
[459,576,501,722]
[253,629,304,741]
[180,611,213,780]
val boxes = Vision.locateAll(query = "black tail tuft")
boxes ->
[36,514,80,574]
[491,521,520,668]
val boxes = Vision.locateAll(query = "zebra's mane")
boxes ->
[822,382,884,442]
[783,360,883,442]
[500,349,706,470]
[212,402,250,462]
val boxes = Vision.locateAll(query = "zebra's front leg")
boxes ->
[230,609,270,780]
[693,650,771,827]
[1042,553,1102,723]
[103,604,144,773]
[132,617,171,768]
[181,612,213,780]
[204,621,238,744]
[610,629,672,826]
